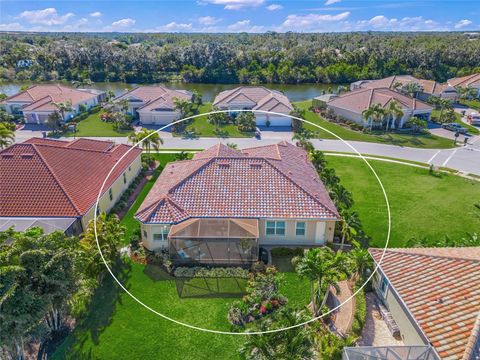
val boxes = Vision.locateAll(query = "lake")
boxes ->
[0,82,341,102]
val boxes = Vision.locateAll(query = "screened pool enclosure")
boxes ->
[168,218,259,265]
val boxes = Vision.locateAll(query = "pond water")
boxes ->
[0,81,341,102]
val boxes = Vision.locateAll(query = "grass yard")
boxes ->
[65,110,133,137]
[460,99,480,111]
[328,156,480,248]
[294,101,455,149]
[431,109,479,135]
[181,103,254,138]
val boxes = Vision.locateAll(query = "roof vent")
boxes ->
[20,153,34,159]
[1,153,14,159]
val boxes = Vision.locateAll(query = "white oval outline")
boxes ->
[93,109,391,335]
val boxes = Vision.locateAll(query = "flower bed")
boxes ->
[228,266,287,326]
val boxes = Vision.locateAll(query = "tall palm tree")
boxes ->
[402,82,422,98]
[385,100,404,131]
[308,150,327,173]
[339,210,360,250]
[292,129,314,152]
[52,100,74,121]
[131,128,163,154]
[0,122,15,149]
[362,103,385,131]
[348,248,372,281]
[173,97,191,119]
[438,99,453,123]
[330,185,354,210]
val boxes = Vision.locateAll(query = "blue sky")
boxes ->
[0,0,478,33]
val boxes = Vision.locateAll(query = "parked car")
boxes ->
[467,113,480,126]
[441,123,468,134]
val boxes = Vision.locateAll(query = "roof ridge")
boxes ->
[264,157,338,219]
[462,311,480,360]
[34,142,113,154]
[31,144,82,216]
[370,247,480,263]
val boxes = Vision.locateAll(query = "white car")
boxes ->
[468,112,480,126]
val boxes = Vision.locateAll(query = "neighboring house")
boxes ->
[326,87,433,129]
[353,75,458,101]
[0,137,142,235]
[114,86,192,125]
[1,85,101,123]
[135,142,339,265]
[368,247,480,360]
[447,73,480,98]
[212,86,294,127]
[312,94,338,109]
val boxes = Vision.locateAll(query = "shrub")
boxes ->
[271,247,304,257]
[236,111,256,132]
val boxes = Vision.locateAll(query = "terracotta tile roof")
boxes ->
[213,86,293,114]
[5,85,98,112]
[0,137,142,218]
[327,87,433,114]
[363,75,453,96]
[369,247,480,360]
[447,73,480,88]
[136,142,339,224]
[115,86,191,112]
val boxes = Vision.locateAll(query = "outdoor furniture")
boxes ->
[376,298,401,338]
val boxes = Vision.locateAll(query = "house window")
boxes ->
[379,276,389,297]
[266,221,285,236]
[129,166,131,172]
[296,222,306,236]
[123,173,127,184]
[143,230,147,238]
[96,206,100,216]
[109,188,113,201]
[153,226,170,241]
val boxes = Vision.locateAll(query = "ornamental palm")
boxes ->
[130,128,163,154]
[339,210,360,251]
[402,82,422,98]
[362,103,385,131]
[330,184,354,210]
[52,100,74,121]
[0,122,15,149]
[386,100,404,131]
[348,248,372,281]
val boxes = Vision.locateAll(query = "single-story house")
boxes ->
[114,86,192,126]
[1,85,102,123]
[448,73,480,98]
[354,75,458,102]
[368,247,480,360]
[212,86,294,127]
[312,94,338,109]
[0,137,142,235]
[326,87,433,129]
[135,142,339,265]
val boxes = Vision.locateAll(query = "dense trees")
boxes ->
[1,32,479,85]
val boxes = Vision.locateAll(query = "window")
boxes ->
[96,206,100,216]
[153,225,170,241]
[296,222,306,236]
[109,188,113,201]
[129,166,131,172]
[266,221,285,236]
[379,276,389,297]
[143,230,147,238]
[123,173,127,184]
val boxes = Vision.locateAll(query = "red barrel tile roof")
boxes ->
[370,247,480,360]
[0,138,142,218]
[136,142,339,224]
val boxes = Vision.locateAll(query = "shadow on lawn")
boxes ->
[53,260,132,359]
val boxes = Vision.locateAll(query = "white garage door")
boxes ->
[255,115,291,127]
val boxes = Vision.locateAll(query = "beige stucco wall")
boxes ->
[141,223,171,251]
[22,97,98,124]
[373,272,427,345]
[138,111,180,125]
[81,154,142,230]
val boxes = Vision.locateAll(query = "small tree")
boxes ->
[236,111,256,132]
[290,106,306,133]
[405,116,427,133]
[173,97,192,119]
[191,89,203,106]
[0,122,15,148]
[46,111,63,134]
[52,100,73,121]
[292,129,314,152]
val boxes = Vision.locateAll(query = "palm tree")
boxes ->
[348,248,372,281]
[131,128,163,154]
[330,185,354,210]
[401,82,422,98]
[308,150,327,173]
[292,129,314,152]
[339,210,360,250]
[385,100,404,131]
[0,122,15,149]
[173,97,191,119]
[362,103,385,131]
[438,99,453,123]
[52,100,74,121]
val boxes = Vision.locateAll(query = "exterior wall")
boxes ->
[373,271,428,346]
[258,219,336,246]
[81,154,142,230]
[138,110,180,125]
[141,223,171,251]
[21,97,98,124]
[327,104,365,125]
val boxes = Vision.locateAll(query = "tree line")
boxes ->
[0,32,479,85]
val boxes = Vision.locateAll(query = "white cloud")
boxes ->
[200,0,265,10]
[90,11,102,18]
[227,19,264,32]
[266,4,283,11]
[198,16,220,25]
[455,19,472,29]
[355,15,442,31]
[156,22,193,31]
[18,8,74,25]
[282,12,350,30]
[62,18,89,31]
[111,18,136,28]
[325,0,341,5]
[0,22,24,31]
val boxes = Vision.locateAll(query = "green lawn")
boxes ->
[65,110,133,138]
[294,101,455,149]
[181,103,254,138]
[460,99,480,111]
[328,156,480,248]
[431,108,479,135]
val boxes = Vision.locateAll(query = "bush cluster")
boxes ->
[270,247,304,257]
[174,266,249,278]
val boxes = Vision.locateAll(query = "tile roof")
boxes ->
[369,247,480,360]
[327,87,433,114]
[363,75,453,96]
[4,85,98,112]
[136,142,339,224]
[0,137,142,218]
[213,86,293,114]
[447,73,480,88]
[115,86,192,112]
